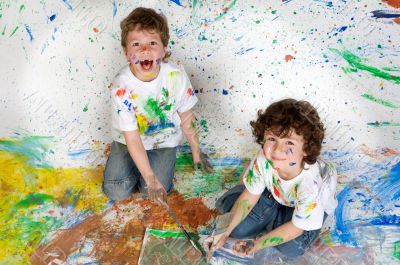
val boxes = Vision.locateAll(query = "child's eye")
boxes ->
[132,42,140,47]
[150,41,157,46]
[287,141,294,145]
[266,137,275,142]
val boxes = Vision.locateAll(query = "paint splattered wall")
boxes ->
[1,0,399,264]
[0,0,399,166]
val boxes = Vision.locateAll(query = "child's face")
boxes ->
[124,28,167,82]
[263,129,307,170]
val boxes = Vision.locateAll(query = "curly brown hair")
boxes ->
[120,7,171,59]
[250,98,325,165]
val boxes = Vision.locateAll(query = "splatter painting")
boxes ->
[1,0,399,264]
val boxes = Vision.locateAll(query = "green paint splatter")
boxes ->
[246,168,254,184]
[255,20,260,24]
[237,199,251,222]
[271,10,277,14]
[330,48,400,84]
[361,93,399,109]
[367,121,400,127]
[215,0,238,21]
[190,120,196,129]
[272,39,277,44]
[9,25,19,37]
[83,104,89,112]
[261,236,284,247]
[170,40,175,45]
[148,228,197,239]
[192,0,198,9]
[144,98,167,123]
[394,241,400,260]
[0,135,53,168]
[19,4,25,13]
[200,119,208,133]
[2,24,6,36]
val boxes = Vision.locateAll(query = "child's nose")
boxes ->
[140,44,150,52]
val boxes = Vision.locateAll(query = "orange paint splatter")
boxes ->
[383,0,400,8]
[116,88,126,97]
[394,17,400,24]
[285,54,294,62]
[187,87,193,96]
[93,27,99,33]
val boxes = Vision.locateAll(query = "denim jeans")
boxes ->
[215,185,327,257]
[102,141,177,201]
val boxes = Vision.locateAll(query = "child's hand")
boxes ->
[210,231,230,251]
[194,152,213,173]
[232,239,256,256]
[146,176,167,203]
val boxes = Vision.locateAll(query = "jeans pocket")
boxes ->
[248,191,277,221]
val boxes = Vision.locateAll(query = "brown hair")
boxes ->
[120,7,171,59]
[250,98,325,165]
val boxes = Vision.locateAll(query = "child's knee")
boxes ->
[102,179,134,201]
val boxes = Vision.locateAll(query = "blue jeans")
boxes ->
[102,141,177,201]
[215,185,327,257]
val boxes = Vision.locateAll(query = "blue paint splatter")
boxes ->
[371,10,400,19]
[222,89,228,95]
[49,14,57,22]
[68,149,92,159]
[62,0,73,10]
[289,162,296,166]
[113,0,117,17]
[25,24,33,41]
[169,0,183,6]
[236,47,255,55]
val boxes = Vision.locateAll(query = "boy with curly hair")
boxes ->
[212,98,337,257]
[103,7,212,203]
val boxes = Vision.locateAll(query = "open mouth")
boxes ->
[140,60,153,71]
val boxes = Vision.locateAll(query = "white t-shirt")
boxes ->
[243,150,338,231]
[110,62,198,150]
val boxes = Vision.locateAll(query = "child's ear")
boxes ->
[123,47,130,62]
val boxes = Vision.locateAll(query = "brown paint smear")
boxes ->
[31,192,216,265]
[383,0,400,8]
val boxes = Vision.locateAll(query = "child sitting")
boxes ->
[212,98,337,257]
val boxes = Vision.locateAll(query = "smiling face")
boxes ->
[263,129,307,178]
[124,28,167,82]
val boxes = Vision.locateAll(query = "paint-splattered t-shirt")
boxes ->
[111,62,198,150]
[243,150,338,231]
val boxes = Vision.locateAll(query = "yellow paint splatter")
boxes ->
[136,113,148,134]
[305,201,317,213]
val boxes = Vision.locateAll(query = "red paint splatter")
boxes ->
[93,27,99,33]
[394,17,400,24]
[187,87,193,96]
[383,0,400,8]
[285,54,294,62]
[273,186,281,198]
[116,88,126,97]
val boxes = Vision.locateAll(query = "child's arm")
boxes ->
[123,130,167,202]
[179,109,213,173]
[213,188,261,249]
[256,221,303,249]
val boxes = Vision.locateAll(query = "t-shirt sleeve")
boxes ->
[243,150,269,195]
[291,179,325,231]
[110,78,138,132]
[175,66,198,113]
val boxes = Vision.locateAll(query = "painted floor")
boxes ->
[0,137,399,264]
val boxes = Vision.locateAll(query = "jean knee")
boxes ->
[102,179,135,201]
